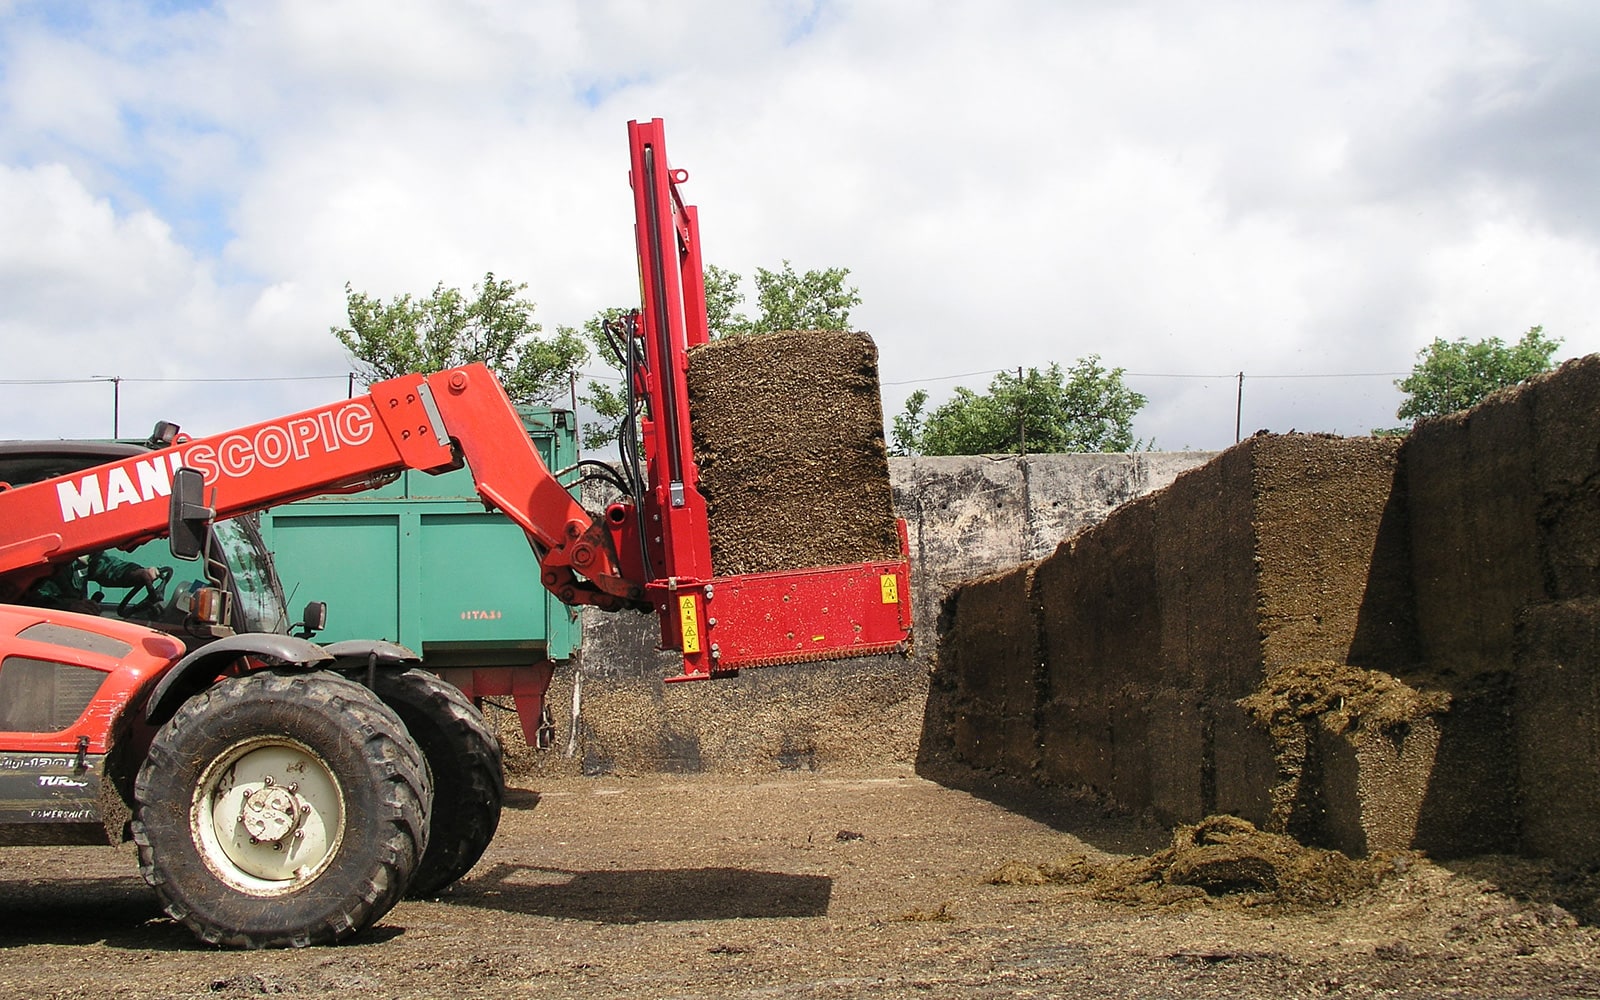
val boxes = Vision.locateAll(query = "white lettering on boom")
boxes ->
[135,458,172,502]
[55,401,381,524]
[57,478,106,521]
[104,468,140,511]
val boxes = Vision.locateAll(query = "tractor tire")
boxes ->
[370,668,505,896]
[131,670,431,948]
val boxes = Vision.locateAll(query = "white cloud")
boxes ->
[0,161,227,358]
[0,161,331,439]
[1,0,1597,453]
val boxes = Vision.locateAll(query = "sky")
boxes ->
[2,0,1597,452]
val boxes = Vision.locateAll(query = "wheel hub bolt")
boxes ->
[239,775,307,844]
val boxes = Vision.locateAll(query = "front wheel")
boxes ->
[132,670,431,948]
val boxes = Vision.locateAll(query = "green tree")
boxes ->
[576,307,635,449]
[334,272,587,403]
[891,390,930,458]
[892,358,1147,456]
[1393,326,1561,423]
[721,260,861,336]
[577,261,863,447]
[702,263,745,338]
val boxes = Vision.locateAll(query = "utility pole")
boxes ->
[1017,366,1026,455]
[570,371,581,462]
[1235,371,1244,444]
[95,375,123,437]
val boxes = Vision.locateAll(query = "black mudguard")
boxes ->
[143,633,333,727]
[321,639,421,666]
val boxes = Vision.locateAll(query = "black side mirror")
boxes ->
[292,601,328,639]
[146,421,180,449]
[168,467,214,561]
[300,601,328,636]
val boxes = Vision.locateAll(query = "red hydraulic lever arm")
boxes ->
[420,366,641,610]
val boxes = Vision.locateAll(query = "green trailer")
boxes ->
[257,405,580,747]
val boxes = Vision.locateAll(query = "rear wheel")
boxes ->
[370,668,505,896]
[132,670,431,948]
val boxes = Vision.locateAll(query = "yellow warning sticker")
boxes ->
[880,574,899,604]
[678,595,700,654]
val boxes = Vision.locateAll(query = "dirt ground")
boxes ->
[3,768,1599,999]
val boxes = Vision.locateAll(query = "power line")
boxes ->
[0,375,349,385]
[882,369,1005,387]
[3,366,1414,391]
[885,368,1409,388]
[1124,371,1409,380]
[127,375,350,384]
[0,378,106,385]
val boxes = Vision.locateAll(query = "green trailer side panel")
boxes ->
[418,513,555,647]
[268,515,403,642]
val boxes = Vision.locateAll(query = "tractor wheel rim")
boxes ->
[191,736,346,895]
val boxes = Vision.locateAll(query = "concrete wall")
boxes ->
[498,452,1214,778]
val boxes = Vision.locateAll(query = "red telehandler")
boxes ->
[0,119,913,948]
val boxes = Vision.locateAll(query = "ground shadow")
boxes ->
[1442,857,1600,928]
[503,786,542,810]
[0,872,410,951]
[916,758,1169,856]
[445,863,832,923]
[0,874,176,949]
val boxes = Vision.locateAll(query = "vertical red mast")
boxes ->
[627,117,720,675]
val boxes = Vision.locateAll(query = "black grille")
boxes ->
[0,658,110,733]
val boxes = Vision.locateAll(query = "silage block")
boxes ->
[687,329,900,577]
[1515,598,1600,864]
[940,562,1041,774]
